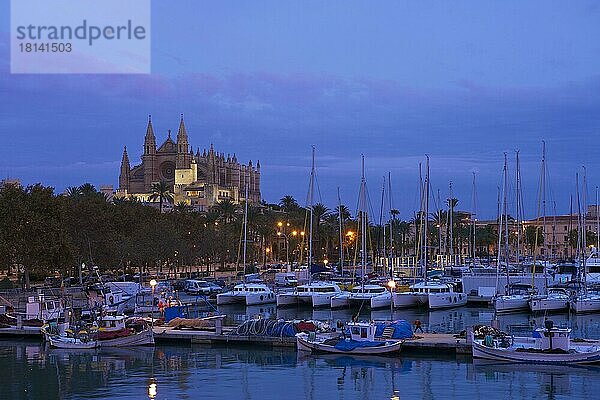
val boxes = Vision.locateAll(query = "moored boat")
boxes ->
[296,321,403,355]
[471,322,600,365]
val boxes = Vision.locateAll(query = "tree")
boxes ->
[212,198,239,224]
[279,195,299,212]
[149,181,174,213]
[524,225,544,253]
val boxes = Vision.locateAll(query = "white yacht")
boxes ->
[216,283,276,306]
[529,288,570,312]
[347,284,392,309]
[393,281,466,309]
[494,293,531,313]
[276,281,344,308]
[570,293,600,313]
[579,247,600,284]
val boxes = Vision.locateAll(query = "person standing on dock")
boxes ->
[414,319,423,333]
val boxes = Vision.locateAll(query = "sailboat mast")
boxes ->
[379,177,386,274]
[472,172,477,263]
[596,186,599,251]
[515,150,521,266]
[308,146,315,284]
[360,155,367,287]
[541,141,547,262]
[424,155,430,280]
[242,178,249,277]
[582,166,588,290]
[503,153,510,292]
[448,181,454,259]
[388,171,394,277]
[338,187,344,274]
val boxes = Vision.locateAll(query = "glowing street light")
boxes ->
[150,279,158,328]
[277,221,283,227]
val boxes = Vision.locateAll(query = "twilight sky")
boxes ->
[2,1,600,219]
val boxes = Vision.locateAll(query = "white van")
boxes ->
[275,273,298,287]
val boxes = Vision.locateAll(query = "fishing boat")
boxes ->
[95,314,154,347]
[296,321,402,355]
[471,322,600,364]
[529,288,570,312]
[43,325,98,349]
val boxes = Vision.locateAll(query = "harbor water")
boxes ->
[2,339,600,400]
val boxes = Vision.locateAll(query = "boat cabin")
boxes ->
[346,321,376,342]
[233,284,272,293]
[297,283,341,293]
[410,282,454,294]
[351,286,386,294]
[532,327,571,351]
[26,295,64,321]
[99,315,127,332]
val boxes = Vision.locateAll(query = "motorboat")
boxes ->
[393,281,466,309]
[216,283,276,306]
[529,288,570,312]
[276,281,345,308]
[347,285,392,309]
[296,321,403,355]
[472,322,600,364]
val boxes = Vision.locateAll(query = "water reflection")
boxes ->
[2,340,600,399]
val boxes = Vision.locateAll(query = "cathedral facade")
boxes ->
[118,115,261,209]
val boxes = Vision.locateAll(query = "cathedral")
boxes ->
[118,115,261,210]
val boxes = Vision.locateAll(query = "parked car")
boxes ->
[184,280,223,295]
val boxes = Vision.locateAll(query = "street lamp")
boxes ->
[277,231,290,271]
[387,280,396,314]
[150,279,157,328]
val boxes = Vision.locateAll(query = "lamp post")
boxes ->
[277,231,290,270]
[387,279,396,315]
[149,279,157,328]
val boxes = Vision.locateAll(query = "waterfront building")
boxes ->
[117,115,261,210]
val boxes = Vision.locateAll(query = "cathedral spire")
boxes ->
[144,115,156,155]
[119,146,131,191]
[121,146,130,166]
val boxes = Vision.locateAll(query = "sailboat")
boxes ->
[392,157,466,309]
[528,143,569,312]
[571,169,600,313]
[494,153,530,313]
[277,146,345,309]
[346,155,392,310]
[217,179,276,306]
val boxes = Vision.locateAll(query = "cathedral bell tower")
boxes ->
[142,115,157,191]
[119,146,130,191]
[176,114,192,169]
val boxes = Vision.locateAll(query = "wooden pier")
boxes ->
[0,325,472,355]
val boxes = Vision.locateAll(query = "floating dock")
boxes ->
[1,325,471,354]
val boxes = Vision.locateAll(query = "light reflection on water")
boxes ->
[2,340,600,400]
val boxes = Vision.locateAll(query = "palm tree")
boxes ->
[335,204,352,221]
[79,183,99,197]
[174,201,192,213]
[149,181,174,213]
[279,195,299,212]
[212,198,239,223]
[65,186,82,199]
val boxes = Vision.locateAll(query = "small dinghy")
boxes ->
[472,320,600,365]
[296,321,403,355]
[44,327,98,349]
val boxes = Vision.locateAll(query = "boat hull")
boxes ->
[428,292,467,309]
[330,294,350,309]
[472,341,600,364]
[392,292,423,308]
[494,295,530,313]
[218,292,276,306]
[98,328,154,347]
[48,336,98,349]
[570,297,600,313]
[529,296,569,312]
[296,335,402,355]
